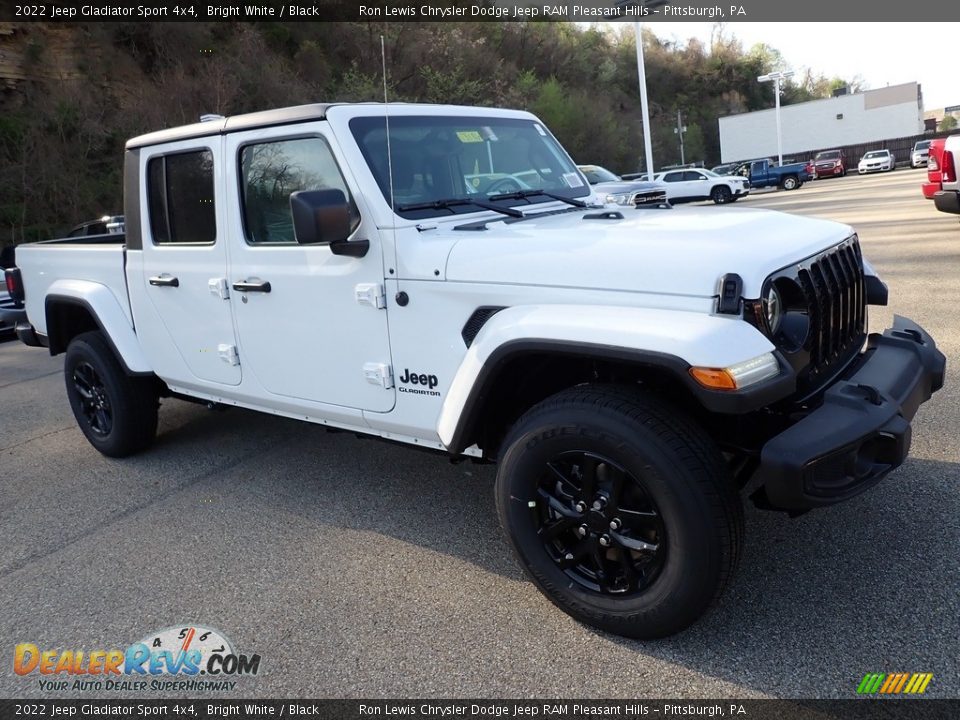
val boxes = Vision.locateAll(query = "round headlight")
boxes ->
[763,284,782,335]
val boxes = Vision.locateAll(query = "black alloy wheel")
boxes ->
[64,331,159,457]
[534,450,666,595]
[71,361,114,437]
[711,185,732,204]
[496,385,743,638]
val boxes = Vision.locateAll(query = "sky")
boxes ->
[639,23,956,112]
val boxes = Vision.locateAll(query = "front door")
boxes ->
[223,126,394,412]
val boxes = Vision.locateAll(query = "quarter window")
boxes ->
[147,150,216,244]
[240,137,359,245]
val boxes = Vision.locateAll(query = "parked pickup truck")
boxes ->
[933,135,960,216]
[734,158,809,190]
[6,103,945,639]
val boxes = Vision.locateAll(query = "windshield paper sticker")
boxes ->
[563,172,584,188]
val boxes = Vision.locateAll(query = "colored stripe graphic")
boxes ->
[857,673,885,694]
[857,672,933,694]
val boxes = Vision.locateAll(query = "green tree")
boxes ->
[941,115,958,131]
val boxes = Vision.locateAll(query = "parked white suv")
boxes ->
[6,103,945,639]
[654,168,750,204]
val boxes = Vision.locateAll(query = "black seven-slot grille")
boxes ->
[798,238,865,380]
[761,236,867,396]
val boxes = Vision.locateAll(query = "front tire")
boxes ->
[495,385,743,639]
[64,331,159,457]
[711,185,732,204]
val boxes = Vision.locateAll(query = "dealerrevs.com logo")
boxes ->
[14,625,260,692]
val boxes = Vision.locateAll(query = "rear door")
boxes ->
[659,170,686,201]
[136,140,241,386]
[223,125,394,412]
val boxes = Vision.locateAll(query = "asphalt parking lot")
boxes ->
[1,167,958,700]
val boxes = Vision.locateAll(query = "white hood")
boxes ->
[442,206,853,298]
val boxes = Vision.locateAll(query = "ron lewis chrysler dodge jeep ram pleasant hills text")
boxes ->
[5,103,945,638]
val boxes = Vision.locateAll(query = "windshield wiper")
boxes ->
[395,197,524,218]
[487,189,590,208]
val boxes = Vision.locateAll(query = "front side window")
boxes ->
[147,150,216,244]
[349,115,589,219]
[240,136,359,245]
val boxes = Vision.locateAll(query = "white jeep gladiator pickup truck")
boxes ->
[6,103,945,638]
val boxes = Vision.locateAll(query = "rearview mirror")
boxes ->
[289,189,369,257]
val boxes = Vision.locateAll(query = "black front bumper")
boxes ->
[753,316,945,511]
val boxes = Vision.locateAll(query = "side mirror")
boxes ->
[289,189,369,257]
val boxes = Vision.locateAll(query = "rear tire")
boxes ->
[64,331,158,458]
[781,175,799,190]
[495,385,743,639]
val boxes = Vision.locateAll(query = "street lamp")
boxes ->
[610,1,668,181]
[634,21,655,180]
[757,70,794,167]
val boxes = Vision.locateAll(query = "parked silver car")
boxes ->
[911,140,932,168]
[858,149,896,174]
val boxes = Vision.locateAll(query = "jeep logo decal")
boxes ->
[398,369,440,397]
[399,368,438,389]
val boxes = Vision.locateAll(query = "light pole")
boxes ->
[611,1,668,181]
[674,109,687,166]
[634,21,655,180]
[757,70,794,166]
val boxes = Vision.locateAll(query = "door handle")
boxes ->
[232,279,272,293]
[148,275,179,287]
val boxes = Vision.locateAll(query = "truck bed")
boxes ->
[16,234,132,337]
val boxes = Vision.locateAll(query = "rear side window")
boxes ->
[147,150,216,245]
[239,136,359,245]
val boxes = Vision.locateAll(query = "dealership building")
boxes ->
[718,82,925,162]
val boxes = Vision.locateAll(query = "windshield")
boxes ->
[864,151,888,159]
[815,151,841,160]
[578,165,620,184]
[349,115,589,218]
[915,141,931,150]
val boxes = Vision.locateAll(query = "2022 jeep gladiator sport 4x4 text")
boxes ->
[6,103,945,638]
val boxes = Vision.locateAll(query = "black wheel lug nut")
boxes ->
[599,535,611,547]
[575,501,587,513]
[577,524,589,538]
[610,518,621,531]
